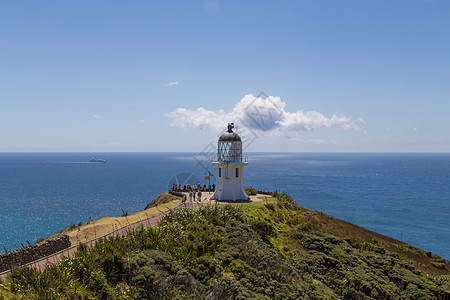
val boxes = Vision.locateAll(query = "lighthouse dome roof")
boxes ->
[219,123,241,142]
[219,131,241,142]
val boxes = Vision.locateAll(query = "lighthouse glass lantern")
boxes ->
[211,123,248,201]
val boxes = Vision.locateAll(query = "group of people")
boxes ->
[170,182,216,203]
[188,189,202,202]
[171,183,215,192]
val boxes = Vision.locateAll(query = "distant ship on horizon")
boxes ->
[89,158,106,163]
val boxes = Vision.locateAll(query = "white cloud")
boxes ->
[161,81,179,87]
[139,119,146,124]
[93,114,104,119]
[167,94,364,135]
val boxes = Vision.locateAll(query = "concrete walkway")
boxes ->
[0,202,199,281]
[182,191,268,204]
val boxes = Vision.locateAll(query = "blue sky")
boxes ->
[1,0,449,152]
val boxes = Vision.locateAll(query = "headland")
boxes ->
[0,191,449,299]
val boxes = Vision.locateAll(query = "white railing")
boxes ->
[210,155,248,163]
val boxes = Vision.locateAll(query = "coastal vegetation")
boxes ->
[1,193,448,299]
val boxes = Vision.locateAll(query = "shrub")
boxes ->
[275,192,298,210]
[264,203,276,211]
[245,187,258,195]
[250,220,276,243]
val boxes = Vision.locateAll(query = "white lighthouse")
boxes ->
[211,123,248,201]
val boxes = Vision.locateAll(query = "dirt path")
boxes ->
[0,202,199,281]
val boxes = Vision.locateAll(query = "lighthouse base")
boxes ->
[213,198,251,203]
[211,161,248,202]
[210,180,248,202]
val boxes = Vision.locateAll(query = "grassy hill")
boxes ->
[1,193,449,299]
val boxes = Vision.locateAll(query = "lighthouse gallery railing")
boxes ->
[210,155,248,163]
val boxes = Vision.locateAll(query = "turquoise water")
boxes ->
[0,152,449,259]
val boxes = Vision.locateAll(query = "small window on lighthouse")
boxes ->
[219,168,221,177]
[235,168,239,177]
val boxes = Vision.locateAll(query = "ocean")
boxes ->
[0,152,449,259]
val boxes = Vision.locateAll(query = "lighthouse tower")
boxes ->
[211,123,248,201]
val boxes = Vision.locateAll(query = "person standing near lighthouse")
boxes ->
[211,123,248,201]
